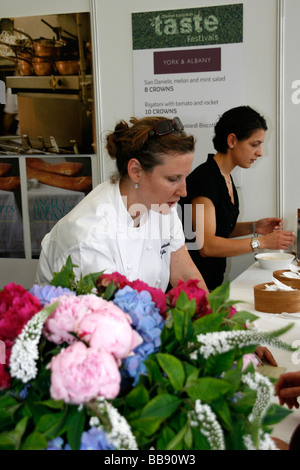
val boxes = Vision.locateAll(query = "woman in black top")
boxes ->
[180,106,294,291]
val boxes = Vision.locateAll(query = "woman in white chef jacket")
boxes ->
[36,116,208,293]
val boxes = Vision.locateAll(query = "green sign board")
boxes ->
[132,4,243,50]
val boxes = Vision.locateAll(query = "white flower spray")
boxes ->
[9,303,58,383]
[91,397,138,450]
[192,327,294,360]
[241,372,278,450]
[189,399,225,450]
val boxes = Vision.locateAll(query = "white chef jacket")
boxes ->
[36,180,185,291]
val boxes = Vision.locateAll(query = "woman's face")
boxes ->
[138,151,194,214]
[232,129,266,168]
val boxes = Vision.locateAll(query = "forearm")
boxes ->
[170,246,208,292]
[229,221,254,238]
[199,235,254,258]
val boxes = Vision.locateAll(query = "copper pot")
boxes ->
[33,38,64,59]
[55,60,80,75]
[32,57,53,75]
[17,58,34,76]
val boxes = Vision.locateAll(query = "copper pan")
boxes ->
[33,38,64,58]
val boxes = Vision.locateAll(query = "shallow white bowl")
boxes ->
[255,252,295,270]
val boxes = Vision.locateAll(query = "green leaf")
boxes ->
[126,385,149,409]
[165,422,188,450]
[35,411,66,439]
[0,430,17,450]
[192,312,225,335]
[156,353,185,391]
[50,255,76,288]
[38,399,65,410]
[223,366,243,393]
[263,404,292,426]
[14,416,29,449]
[212,398,232,431]
[0,416,29,450]
[174,290,189,309]
[205,350,236,376]
[230,390,257,413]
[21,431,48,450]
[66,407,86,450]
[172,308,193,343]
[156,425,176,450]
[130,416,162,436]
[144,356,164,386]
[185,377,232,402]
[141,394,181,420]
[208,280,230,311]
[0,395,23,431]
[103,281,118,300]
[76,271,104,294]
[230,310,258,325]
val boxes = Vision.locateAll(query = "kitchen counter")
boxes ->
[230,261,300,445]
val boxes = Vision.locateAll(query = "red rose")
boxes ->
[96,272,129,294]
[167,279,211,320]
[0,282,42,389]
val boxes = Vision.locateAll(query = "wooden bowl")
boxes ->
[273,270,300,289]
[254,282,300,313]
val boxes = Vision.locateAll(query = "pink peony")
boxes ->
[167,279,211,320]
[76,305,142,359]
[242,353,260,371]
[43,294,111,344]
[48,341,121,404]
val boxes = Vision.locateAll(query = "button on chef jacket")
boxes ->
[36,180,185,292]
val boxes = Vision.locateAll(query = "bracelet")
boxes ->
[252,221,257,237]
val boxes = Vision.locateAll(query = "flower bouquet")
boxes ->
[0,256,295,450]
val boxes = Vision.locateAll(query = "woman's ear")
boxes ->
[127,158,142,184]
[227,133,237,149]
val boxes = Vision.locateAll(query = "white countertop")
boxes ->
[230,261,300,444]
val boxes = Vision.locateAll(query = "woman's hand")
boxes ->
[255,217,283,234]
[255,346,277,366]
[259,230,294,251]
[275,371,300,409]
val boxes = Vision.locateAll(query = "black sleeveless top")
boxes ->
[179,154,240,291]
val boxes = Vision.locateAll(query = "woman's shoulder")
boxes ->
[186,156,219,197]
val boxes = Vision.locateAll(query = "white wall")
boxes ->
[282,0,300,243]
[92,0,279,282]
[0,0,281,287]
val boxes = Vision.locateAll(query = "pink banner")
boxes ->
[154,48,221,75]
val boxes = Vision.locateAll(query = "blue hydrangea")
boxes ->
[113,285,165,384]
[46,437,64,450]
[29,284,76,306]
[47,428,115,450]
